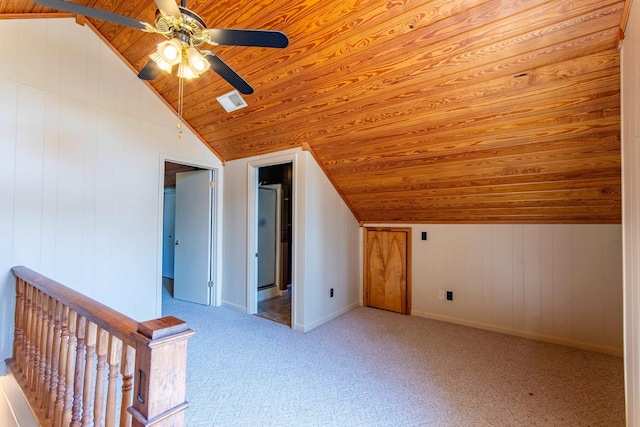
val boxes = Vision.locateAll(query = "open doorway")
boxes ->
[161,161,216,307]
[255,163,293,326]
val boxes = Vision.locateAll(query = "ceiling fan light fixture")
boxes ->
[29,0,289,92]
[149,51,173,72]
[186,47,210,75]
[177,59,198,79]
[154,38,183,66]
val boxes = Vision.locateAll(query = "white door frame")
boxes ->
[247,154,296,328]
[157,155,223,315]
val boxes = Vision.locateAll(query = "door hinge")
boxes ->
[208,281,213,288]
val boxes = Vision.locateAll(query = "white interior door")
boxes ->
[258,187,277,289]
[174,170,212,305]
[162,188,176,279]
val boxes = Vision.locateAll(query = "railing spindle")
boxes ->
[106,336,123,427]
[34,290,42,396]
[94,328,109,427]
[71,315,87,427]
[27,285,36,383]
[36,294,46,403]
[54,305,70,427]
[48,300,63,419]
[81,322,98,426]
[37,292,49,404]
[13,278,25,374]
[62,310,78,427]
[20,283,33,384]
[119,344,135,427]
[41,295,54,408]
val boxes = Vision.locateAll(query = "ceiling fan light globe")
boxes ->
[177,61,198,79]
[162,44,179,61]
[149,51,173,72]
[190,57,207,73]
[186,47,210,74]
[155,38,183,66]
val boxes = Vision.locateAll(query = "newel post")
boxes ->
[128,316,194,426]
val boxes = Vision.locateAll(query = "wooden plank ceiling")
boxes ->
[1,0,625,223]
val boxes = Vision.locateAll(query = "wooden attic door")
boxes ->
[364,227,411,314]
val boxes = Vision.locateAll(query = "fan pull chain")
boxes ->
[177,77,184,139]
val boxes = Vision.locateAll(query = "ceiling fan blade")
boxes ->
[137,59,162,80]
[32,0,150,30]
[153,0,181,20]
[206,29,289,48]
[205,54,254,95]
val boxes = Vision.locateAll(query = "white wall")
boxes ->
[364,223,623,355]
[221,156,249,309]
[298,152,360,331]
[0,18,222,361]
[0,375,38,427]
[222,150,360,331]
[621,1,640,423]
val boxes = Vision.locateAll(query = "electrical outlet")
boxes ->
[446,291,453,301]
[330,288,334,298]
[438,290,445,300]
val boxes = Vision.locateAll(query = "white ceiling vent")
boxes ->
[216,90,248,113]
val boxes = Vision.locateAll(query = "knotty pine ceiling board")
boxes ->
[1,0,625,223]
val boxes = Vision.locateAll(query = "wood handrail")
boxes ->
[11,266,141,348]
[7,266,194,427]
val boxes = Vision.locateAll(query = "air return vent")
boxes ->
[216,90,248,112]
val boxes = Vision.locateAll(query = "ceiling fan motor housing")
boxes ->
[155,6,209,46]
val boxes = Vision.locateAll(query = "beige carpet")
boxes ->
[162,287,625,426]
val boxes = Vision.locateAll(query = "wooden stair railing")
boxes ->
[6,266,195,427]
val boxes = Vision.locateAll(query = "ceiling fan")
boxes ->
[32,0,289,94]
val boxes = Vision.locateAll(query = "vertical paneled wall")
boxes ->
[220,157,250,309]
[299,152,360,331]
[622,1,640,423]
[0,18,222,361]
[366,224,623,355]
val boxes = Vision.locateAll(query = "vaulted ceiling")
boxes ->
[1,0,630,223]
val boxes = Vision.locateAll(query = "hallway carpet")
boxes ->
[162,291,625,426]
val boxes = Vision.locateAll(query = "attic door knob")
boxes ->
[175,240,180,246]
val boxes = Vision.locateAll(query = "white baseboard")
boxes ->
[299,302,360,333]
[411,310,623,357]
[0,373,39,427]
[257,286,279,302]
[221,300,246,313]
